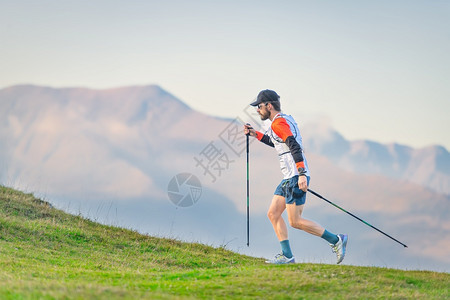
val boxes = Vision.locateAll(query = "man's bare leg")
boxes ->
[285,203,325,236]
[265,195,296,263]
[267,195,288,241]
[285,202,348,264]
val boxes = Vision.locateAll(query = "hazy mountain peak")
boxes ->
[300,121,449,194]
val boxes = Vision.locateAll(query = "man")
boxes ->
[244,89,348,264]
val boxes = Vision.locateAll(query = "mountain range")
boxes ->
[1,84,449,272]
[303,122,450,195]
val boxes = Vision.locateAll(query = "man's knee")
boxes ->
[289,217,304,230]
[267,210,280,222]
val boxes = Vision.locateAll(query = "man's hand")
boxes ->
[243,124,256,137]
[298,175,308,192]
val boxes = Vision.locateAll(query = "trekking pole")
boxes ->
[246,129,250,247]
[244,124,254,247]
[307,189,408,248]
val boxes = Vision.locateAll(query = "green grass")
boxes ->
[0,186,448,299]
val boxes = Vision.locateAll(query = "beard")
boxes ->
[259,109,270,121]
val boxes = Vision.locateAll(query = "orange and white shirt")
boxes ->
[256,113,310,179]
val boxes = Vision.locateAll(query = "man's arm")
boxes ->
[255,131,275,148]
[243,124,274,147]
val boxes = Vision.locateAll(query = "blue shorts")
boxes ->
[274,176,310,206]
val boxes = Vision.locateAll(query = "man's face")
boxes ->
[257,102,270,120]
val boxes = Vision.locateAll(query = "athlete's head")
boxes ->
[250,89,281,120]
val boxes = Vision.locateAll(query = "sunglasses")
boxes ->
[257,102,269,109]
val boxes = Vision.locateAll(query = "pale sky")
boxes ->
[1,0,449,149]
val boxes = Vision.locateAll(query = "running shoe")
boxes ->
[265,253,295,264]
[331,234,348,264]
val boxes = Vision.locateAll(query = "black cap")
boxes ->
[250,89,280,106]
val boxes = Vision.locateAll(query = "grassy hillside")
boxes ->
[0,186,448,299]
